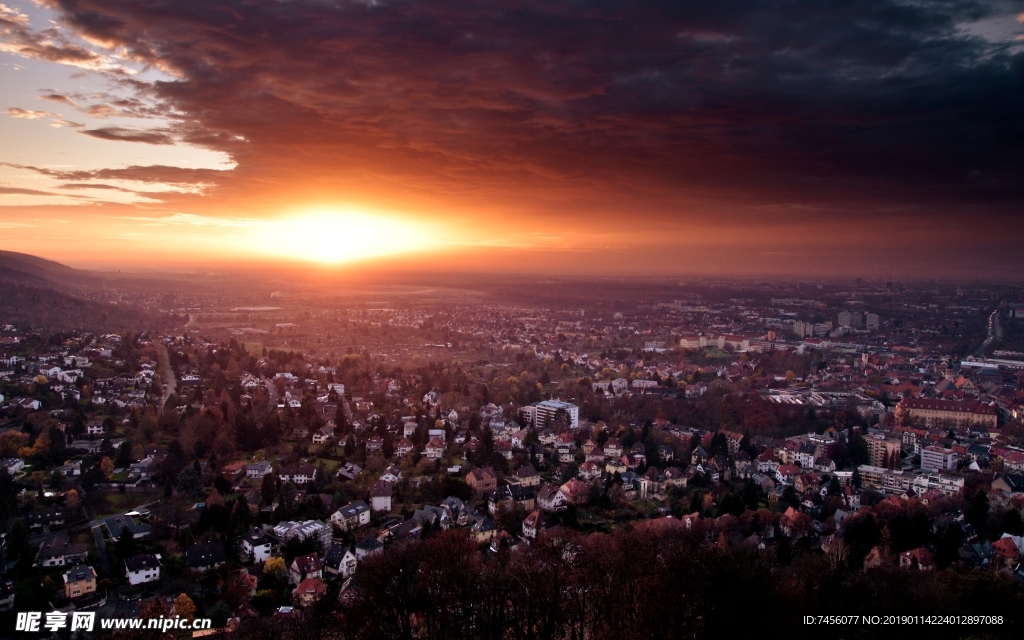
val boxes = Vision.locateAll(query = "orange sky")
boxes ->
[1,0,1023,279]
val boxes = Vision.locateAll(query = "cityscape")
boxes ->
[2,0,1024,638]
[0,271,1020,636]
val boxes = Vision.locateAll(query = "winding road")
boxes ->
[972,307,1003,358]
[156,342,176,413]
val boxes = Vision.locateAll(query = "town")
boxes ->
[1,276,1023,636]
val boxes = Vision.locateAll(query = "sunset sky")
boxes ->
[1,0,1023,278]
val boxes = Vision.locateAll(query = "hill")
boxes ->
[0,251,179,331]
[0,250,103,290]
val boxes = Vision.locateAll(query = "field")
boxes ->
[89,489,164,517]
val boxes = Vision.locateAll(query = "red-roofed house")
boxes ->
[293,576,327,607]
[898,547,935,571]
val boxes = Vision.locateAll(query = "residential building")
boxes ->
[278,465,316,485]
[525,400,579,430]
[35,535,88,567]
[293,577,327,607]
[425,437,446,459]
[537,484,569,512]
[865,435,901,468]
[245,461,273,479]
[921,445,958,472]
[63,565,97,600]
[897,398,998,429]
[370,481,393,512]
[331,500,371,531]
[272,520,332,548]
[513,465,541,487]
[104,514,150,540]
[239,527,278,563]
[323,543,358,578]
[289,553,323,586]
[124,554,161,585]
[487,485,536,515]
[466,468,498,497]
[186,542,227,572]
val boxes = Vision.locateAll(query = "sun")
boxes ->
[250,209,437,264]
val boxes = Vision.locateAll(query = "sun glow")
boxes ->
[249,210,439,264]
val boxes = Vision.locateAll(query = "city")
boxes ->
[0,266,1021,636]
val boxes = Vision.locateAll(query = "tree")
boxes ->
[100,456,115,479]
[115,440,133,468]
[115,527,136,560]
[5,520,36,575]
[214,474,231,494]
[173,593,197,621]
[176,466,203,498]
[495,503,527,533]
[709,432,728,457]
[264,556,286,578]
[65,488,82,514]
[261,473,278,505]
[966,492,989,533]
[1001,508,1024,536]
[718,492,746,517]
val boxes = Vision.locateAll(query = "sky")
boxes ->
[1,0,1023,279]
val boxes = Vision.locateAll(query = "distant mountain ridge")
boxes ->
[0,250,178,331]
[0,250,102,289]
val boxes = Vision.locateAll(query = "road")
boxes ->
[156,342,176,413]
[972,307,1002,358]
[92,525,111,576]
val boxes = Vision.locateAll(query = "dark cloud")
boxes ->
[57,182,136,192]
[15,1,1024,245]
[0,4,123,71]
[0,186,87,197]
[4,162,223,188]
[0,186,57,196]
[79,126,174,144]
[38,93,76,105]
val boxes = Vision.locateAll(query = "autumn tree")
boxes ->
[173,593,196,621]
[100,456,115,479]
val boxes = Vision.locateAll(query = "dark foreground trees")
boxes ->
[289,524,1022,640]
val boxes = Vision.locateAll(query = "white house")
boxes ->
[124,554,161,585]
[239,527,278,563]
[324,543,358,578]
[425,438,445,460]
[0,458,24,476]
[537,484,569,512]
[278,465,315,485]
[245,461,273,479]
[370,481,393,512]
[331,500,371,531]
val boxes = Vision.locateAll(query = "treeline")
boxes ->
[223,525,1022,640]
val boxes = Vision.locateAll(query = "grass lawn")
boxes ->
[316,458,341,473]
[90,489,163,517]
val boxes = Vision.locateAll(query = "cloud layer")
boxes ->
[3,0,1024,274]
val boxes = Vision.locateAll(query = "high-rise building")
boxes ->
[865,435,901,469]
[921,446,957,472]
[839,311,865,329]
[865,313,880,331]
[526,400,579,430]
